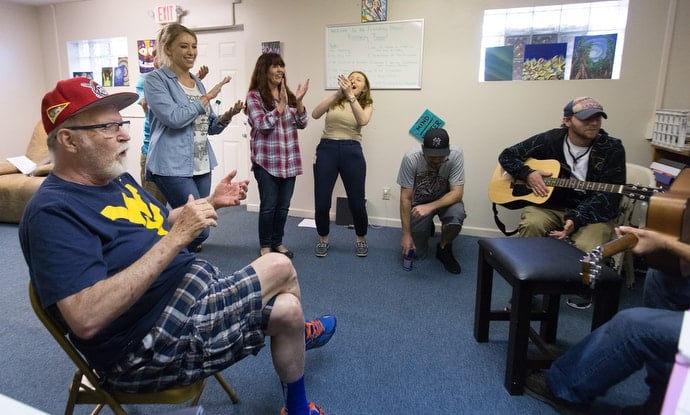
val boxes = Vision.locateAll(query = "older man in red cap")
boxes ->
[20,77,335,415]
[498,96,626,309]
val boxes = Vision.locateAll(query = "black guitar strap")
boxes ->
[492,203,518,236]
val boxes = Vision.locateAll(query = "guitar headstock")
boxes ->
[622,183,664,201]
[580,245,604,288]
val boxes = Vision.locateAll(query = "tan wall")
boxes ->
[2,0,688,236]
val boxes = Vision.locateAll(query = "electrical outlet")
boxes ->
[382,187,390,200]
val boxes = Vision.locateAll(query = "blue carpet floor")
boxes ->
[0,206,648,414]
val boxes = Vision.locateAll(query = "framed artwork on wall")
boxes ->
[362,0,386,22]
[261,41,281,54]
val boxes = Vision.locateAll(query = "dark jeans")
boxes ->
[313,139,368,237]
[252,164,295,249]
[151,173,211,252]
[548,267,690,408]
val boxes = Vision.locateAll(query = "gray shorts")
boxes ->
[411,201,466,257]
[103,259,268,392]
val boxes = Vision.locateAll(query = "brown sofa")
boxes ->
[0,122,52,223]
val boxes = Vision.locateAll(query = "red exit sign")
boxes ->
[154,4,178,24]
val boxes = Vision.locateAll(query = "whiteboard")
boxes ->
[325,19,424,90]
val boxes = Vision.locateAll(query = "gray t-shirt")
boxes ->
[396,147,464,206]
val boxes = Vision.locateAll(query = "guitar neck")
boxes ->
[543,177,623,194]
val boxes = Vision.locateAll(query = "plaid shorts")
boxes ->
[102,259,269,392]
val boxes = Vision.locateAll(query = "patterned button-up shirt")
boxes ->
[246,89,308,178]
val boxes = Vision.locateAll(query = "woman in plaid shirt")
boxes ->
[246,53,310,258]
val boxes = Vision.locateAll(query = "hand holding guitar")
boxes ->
[526,169,552,198]
[617,225,690,265]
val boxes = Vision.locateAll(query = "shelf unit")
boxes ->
[652,144,690,165]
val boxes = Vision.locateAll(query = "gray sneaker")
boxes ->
[315,241,329,257]
[355,240,368,257]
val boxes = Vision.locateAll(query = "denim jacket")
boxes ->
[144,66,224,176]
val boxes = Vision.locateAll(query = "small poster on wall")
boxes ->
[138,39,156,73]
[570,34,617,80]
[522,43,567,80]
[362,0,386,22]
[101,67,113,87]
[261,41,281,54]
[114,56,129,86]
[484,46,513,82]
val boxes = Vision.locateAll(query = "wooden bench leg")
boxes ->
[539,294,560,343]
[474,247,494,343]
[505,284,532,395]
[592,280,622,330]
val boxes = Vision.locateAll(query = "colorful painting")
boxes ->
[101,67,113,87]
[484,46,513,82]
[570,34,617,80]
[362,0,386,22]
[522,43,567,81]
[261,41,281,54]
[137,39,156,73]
[114,56,129,86]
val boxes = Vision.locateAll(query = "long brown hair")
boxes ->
[246,53,297,112]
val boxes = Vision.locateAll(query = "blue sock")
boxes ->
[282,375,308,414]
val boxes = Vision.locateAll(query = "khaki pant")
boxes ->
[140,153,167,206]
[519,205,615,252]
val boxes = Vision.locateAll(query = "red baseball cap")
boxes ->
[41,77,138,137]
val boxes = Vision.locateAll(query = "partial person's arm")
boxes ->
[399,187,415,255]
[410,185,463,219]
[617,226,690,262]
[59,171,248,340]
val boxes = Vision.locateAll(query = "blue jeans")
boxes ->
[313,139,368,237]
[252,164,295,249]
[548,267,690,408]
[151,173,211,252]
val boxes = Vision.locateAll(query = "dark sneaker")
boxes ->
[566,294,592,310]
[280,402,327,415]
[355,240,368,257]
[436,243,461,274]
[524,371,590,415]
[315,241,329,257]
[305,315,337,351]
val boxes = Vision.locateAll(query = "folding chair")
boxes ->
[29,284,239,415]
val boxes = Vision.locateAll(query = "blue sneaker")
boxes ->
[305,315,337,351]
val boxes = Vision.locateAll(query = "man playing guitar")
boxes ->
[498,96,626,309]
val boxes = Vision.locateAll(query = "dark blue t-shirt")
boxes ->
[19,173,195,371]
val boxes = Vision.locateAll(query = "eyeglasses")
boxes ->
[65,121,130,137]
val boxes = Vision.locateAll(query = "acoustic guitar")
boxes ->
[581,168,690,288]
[489,158,663,209]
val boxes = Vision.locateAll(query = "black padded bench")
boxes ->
[473,237,622,395]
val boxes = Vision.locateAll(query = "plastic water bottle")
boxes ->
[403,248,414,271]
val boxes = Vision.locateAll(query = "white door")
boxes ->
[195,31,250,198]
